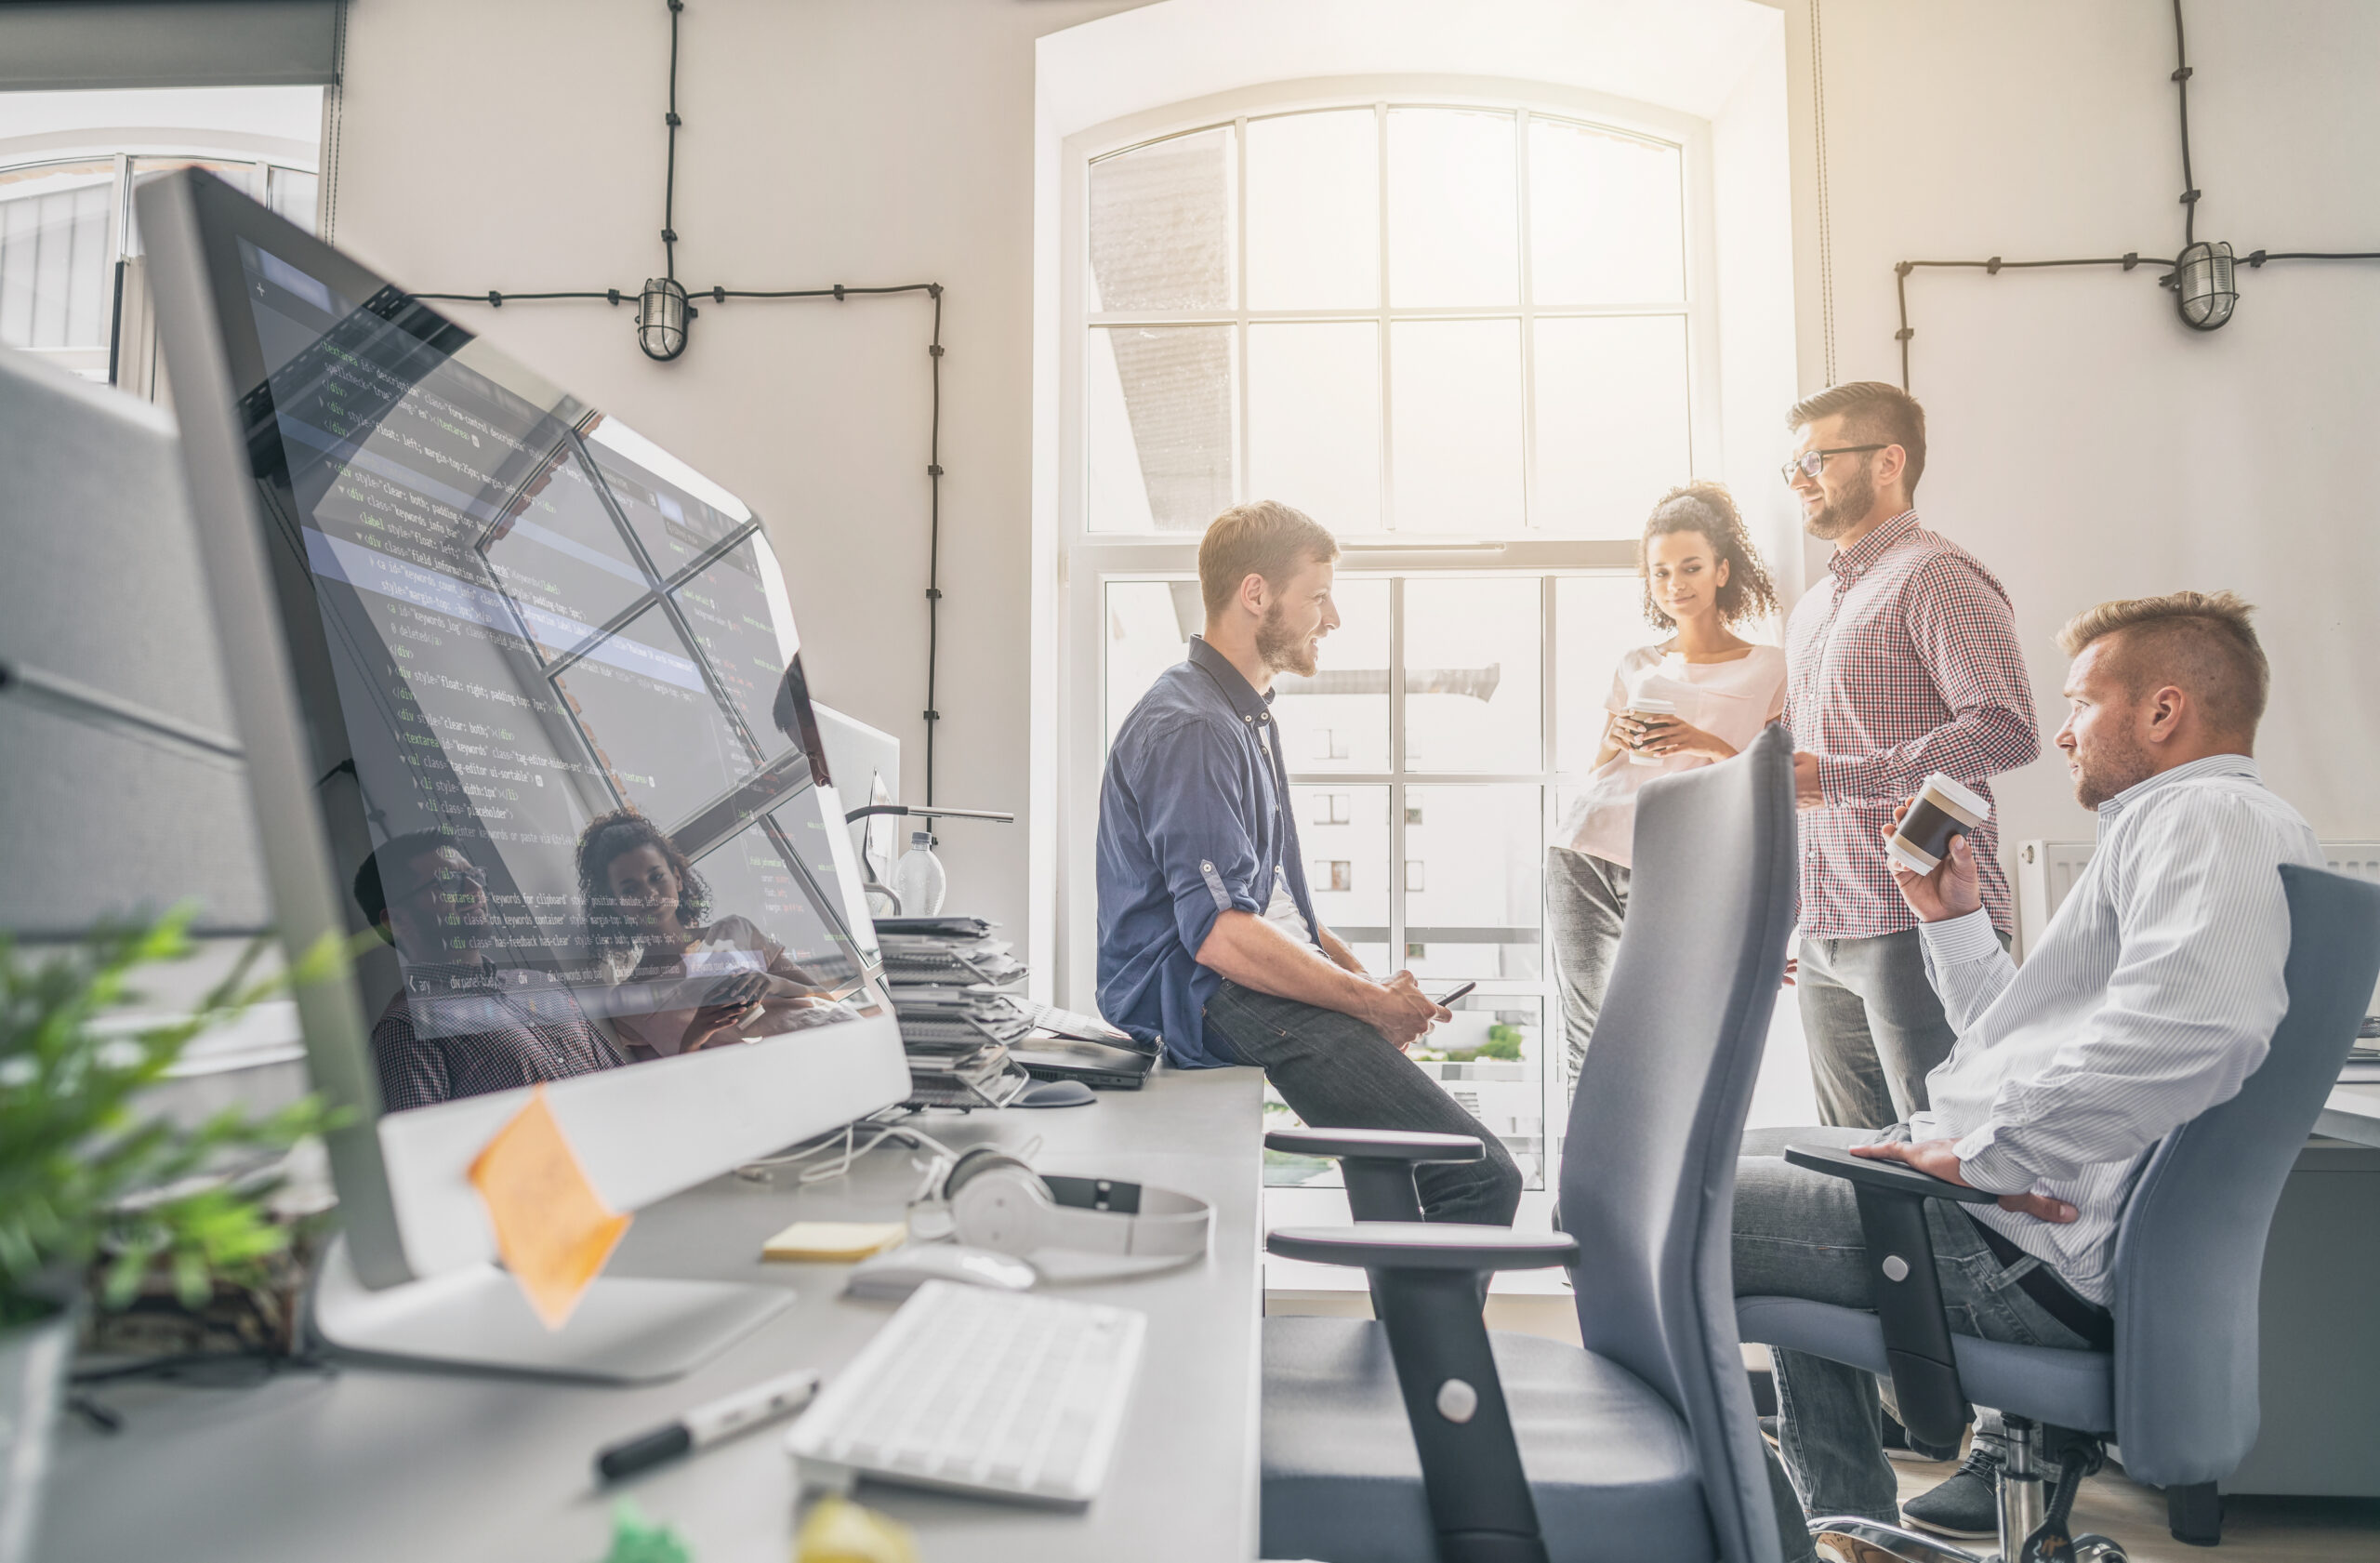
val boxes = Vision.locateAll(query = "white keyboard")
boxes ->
[786,1280,1147,1506]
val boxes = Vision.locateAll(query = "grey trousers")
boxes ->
[1206,980,1524,1226]
[1797,927,1965,1131]
[1546,846,1630,1091]
[1735,1126,2093,1556]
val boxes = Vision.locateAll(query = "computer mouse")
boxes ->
[844,1243,1038,1301]
[1012,1079,1097,1107]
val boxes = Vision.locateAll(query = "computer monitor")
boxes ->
[811,701,902,901]
[137,169,910,1381]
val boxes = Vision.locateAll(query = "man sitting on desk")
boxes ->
[1095,500,1522,1225]
[1739,591,2320,1557]
[355,829,624,1113]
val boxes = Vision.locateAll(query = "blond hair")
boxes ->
[2057,589,2269,735]
[1197,500,1339,619]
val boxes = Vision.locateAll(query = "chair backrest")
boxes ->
[1559,722,1795,1563]
[2109,864,2380,1488]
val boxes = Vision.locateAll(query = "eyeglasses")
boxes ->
[1779,445,1889,486]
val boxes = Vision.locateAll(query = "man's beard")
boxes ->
[1255,601,1319,678]
[2071,730,2154,809]
[1803,460,1876,541]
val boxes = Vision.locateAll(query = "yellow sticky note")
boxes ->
[468,1085,630,1329]
[761,1220,908,1263]
[795,1495,916,1563]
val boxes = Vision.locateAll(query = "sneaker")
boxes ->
[1901,1441,2003,1540]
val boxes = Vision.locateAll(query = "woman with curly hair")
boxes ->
[1550,483,1785,1091]
[575,809,826,1059]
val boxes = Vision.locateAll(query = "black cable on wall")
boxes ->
[1889,0,2379,390]
[408,2,955,804]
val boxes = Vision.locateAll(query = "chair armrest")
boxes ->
[1263,1127,1485,1162]
[1779,1144,1984,1450]
[1267,1128,1485,1224]
[1783,1143,1998,1204]
[1267,1223,1578,1273]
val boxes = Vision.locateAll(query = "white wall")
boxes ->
[325,0,1137,946]
[1783,0,2380,868]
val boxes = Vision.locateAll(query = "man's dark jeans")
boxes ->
[1205,980,1524,1226]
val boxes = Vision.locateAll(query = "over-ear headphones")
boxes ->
[937,1146,1211,1262]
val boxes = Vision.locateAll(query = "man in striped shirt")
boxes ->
[1741,591,2320,1554]
[1780,383,2041,1137]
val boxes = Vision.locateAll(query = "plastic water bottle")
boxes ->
[889,830,947,918]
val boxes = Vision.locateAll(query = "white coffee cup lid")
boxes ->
[1629,696,1678,714]
[1920,772,1990,820]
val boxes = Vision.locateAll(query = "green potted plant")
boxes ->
[0,909,343,1563]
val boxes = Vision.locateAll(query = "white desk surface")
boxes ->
[44,1066,1268,1563]
[2317,1080,2380,1148]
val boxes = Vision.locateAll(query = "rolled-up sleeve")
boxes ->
[1134,715,1267,958]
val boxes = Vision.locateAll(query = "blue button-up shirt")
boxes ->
[1096,637,1321,1066]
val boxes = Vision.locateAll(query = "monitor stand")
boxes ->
[307,1234,794,1384]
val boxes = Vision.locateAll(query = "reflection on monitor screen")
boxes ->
[230,235,882,1116]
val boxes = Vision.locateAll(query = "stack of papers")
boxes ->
[873,917,1032,1107]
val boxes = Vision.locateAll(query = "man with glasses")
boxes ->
[353,829,622,1112]
[1778,382,2038,1160]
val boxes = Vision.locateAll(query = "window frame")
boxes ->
[1055,75,1726,1183]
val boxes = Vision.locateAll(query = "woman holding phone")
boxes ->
[1550,483,1784,1089]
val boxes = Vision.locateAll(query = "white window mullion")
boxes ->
[1386,574,1408,963]
[1374,101,1395,536]
[1235,115,1250,504]
[1515,108,1539,536]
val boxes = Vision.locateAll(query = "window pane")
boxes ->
[1413,991,1545,1184]
[0,162,114,351]
[584,417,757,571]
[1102,579,1201,747]
[1529,119,1685,305]
[1291,784,1388,970]
[1389,319,1523,535]
[1246,110,1378,310]
[1532,314,1690,539]
[480,444,654,662]
[691,815,863,988]
[671,536,800,758]
[553,602,755,826]
[1401,783,1542,981]
[1086,325,1236,533]
[1248,321,1381,533]
[1089,126,1235,312]
[268,166,319,232]
[1387,108,1518,307]
[1554,575,1653,775]
[1402,576,1540,773]
[1272,576,1390,773]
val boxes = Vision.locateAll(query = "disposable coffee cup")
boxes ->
[1625,696,1678,768]
[1887,773,1990,875]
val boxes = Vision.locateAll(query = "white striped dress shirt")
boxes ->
[1908,754,2320,1305]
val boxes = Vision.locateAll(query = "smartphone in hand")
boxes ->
[1434,982,1475,1007]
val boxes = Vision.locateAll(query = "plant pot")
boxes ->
[0,1307,75,1563]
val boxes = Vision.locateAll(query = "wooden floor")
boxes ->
[1888,1449,2380,1562]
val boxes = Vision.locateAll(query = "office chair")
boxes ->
[1259,723,1798,1563]
[1739,864,2380,1562]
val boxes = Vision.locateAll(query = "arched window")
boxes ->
[1062,80,1739,1188]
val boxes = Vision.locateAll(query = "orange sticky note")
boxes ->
[468,1085,631,1330]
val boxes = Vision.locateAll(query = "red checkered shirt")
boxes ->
[1784,510,2040,939]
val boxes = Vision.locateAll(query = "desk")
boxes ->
[43,1066,1268,1563]
[2314,1080,2380,1148]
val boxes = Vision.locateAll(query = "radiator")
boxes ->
[2016,838,2380,964]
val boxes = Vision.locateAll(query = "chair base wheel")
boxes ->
[1808,1515,1988,1563]
[2071,1534,2129,1563]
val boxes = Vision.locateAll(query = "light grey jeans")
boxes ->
[1735,1125,2094,1558]
[1798,927,1990,1132]
[1546,845,1630,1091]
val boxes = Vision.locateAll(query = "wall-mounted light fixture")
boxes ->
[637,275,691,360]
[2170,240,2238,330]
